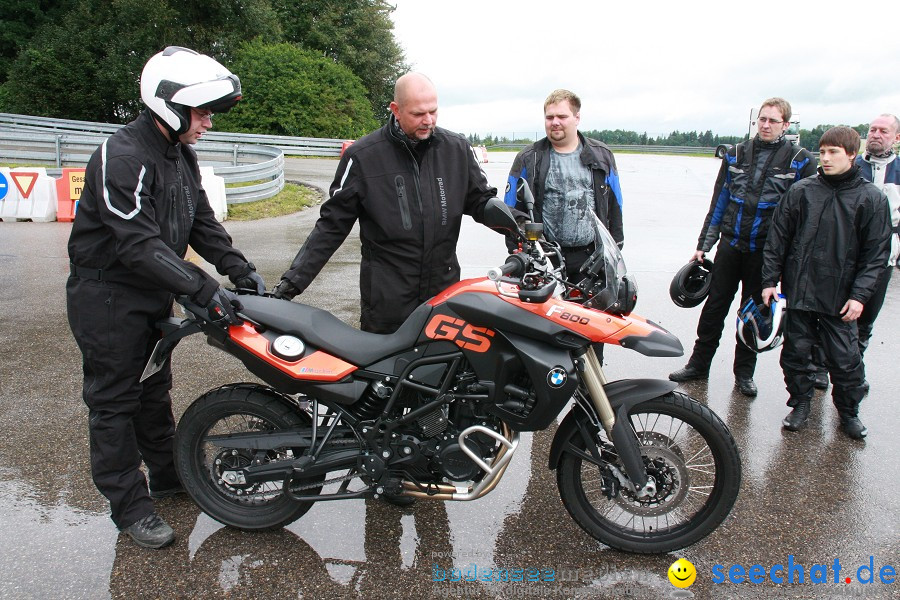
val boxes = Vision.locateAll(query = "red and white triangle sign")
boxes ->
[11,172,38,198]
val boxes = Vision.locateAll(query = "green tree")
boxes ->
[800,124,831,153]
[2,0,176,121]
[274,0,408,123]
[167,0,282,63]
[0,1,75,84]
[215,40,377,138]
[2,0,282,122]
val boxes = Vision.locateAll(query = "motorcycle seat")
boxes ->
[235,296,433,366]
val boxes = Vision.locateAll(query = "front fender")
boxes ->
[548,378,677,470]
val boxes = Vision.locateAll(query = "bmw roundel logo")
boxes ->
[547,367,568,388]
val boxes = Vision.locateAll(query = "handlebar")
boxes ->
[487,255,527,281]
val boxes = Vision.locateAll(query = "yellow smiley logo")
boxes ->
[668,558,697,588]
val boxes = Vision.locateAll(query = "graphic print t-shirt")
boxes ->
[542,145,594,247]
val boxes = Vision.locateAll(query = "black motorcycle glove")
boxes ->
[273,278,300,300]
[206,287,243,325]
[231,263,266,295]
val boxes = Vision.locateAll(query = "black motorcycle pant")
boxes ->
[687,243,762,378]
[811,265,892,374]
[780,309,866,418]
[66,277,180,529]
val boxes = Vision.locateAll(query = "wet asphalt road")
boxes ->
[0,153,898,600]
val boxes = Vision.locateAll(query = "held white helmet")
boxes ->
[140,46,241,136]
[736,294,786,353]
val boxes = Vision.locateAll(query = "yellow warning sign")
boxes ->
[67,170,85,201]
[11,172,37,198]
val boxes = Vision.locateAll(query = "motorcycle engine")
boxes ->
[374,390,498,484]
[355,370,503,485]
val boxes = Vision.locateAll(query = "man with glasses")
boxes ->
[669,98,816,397]
[67,47,264,549]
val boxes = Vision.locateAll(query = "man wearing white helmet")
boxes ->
[66,47,265,549]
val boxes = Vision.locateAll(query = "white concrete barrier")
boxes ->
[0,168,58,222]
[200,166,228,222]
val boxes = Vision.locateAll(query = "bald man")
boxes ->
[275,73,499,334]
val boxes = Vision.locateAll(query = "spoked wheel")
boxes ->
[557,391,741,553]
[174,384,324,530]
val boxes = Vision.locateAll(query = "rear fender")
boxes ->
[548,378,677,470]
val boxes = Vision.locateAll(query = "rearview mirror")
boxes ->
[482,198,519,234]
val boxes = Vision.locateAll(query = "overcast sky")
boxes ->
[389,0,900,139]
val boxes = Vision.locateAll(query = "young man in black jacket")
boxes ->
[761,127,891,439]
[811,113,900,391]
[274,73,499,334]
[669,98,816,397]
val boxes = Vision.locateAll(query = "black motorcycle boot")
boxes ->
[782,399,811,431]
[669,364,709,382]
[840,416,868,439]
[122,512,175,549]
[734,376,758,397]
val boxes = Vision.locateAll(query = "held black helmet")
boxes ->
[669,258,714,308]
[736,295,786,353]
[140,46,242,137]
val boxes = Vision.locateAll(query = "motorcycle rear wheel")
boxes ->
[557,391,741,553]
[174,383,324,530]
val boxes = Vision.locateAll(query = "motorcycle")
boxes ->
[148,193,741,554]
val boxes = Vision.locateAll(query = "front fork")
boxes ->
[578,346,654,496]
[580,345,614,432]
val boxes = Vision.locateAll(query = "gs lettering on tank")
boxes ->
[423,313,495,353]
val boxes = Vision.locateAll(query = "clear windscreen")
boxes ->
[573,216,629,312]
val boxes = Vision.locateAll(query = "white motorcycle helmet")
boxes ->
[140,46,241,137]
[736,294,786,353]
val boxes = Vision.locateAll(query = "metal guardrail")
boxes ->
[0,112,352,203]
[0,128,286,204]
[0,112,345,156]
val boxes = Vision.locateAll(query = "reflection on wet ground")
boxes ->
[1,155,897,599]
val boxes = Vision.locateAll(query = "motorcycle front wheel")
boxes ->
[174,383,324,530]
[557,391,741,553]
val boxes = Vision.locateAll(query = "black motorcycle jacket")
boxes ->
[504,133,624,248]
[762,168,891,315]
[281,116,498,332]
[698,137,816,253]
[68,110,251,305]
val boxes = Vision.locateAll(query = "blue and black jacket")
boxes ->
[698,137,816,253]
[504,132,624,248]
